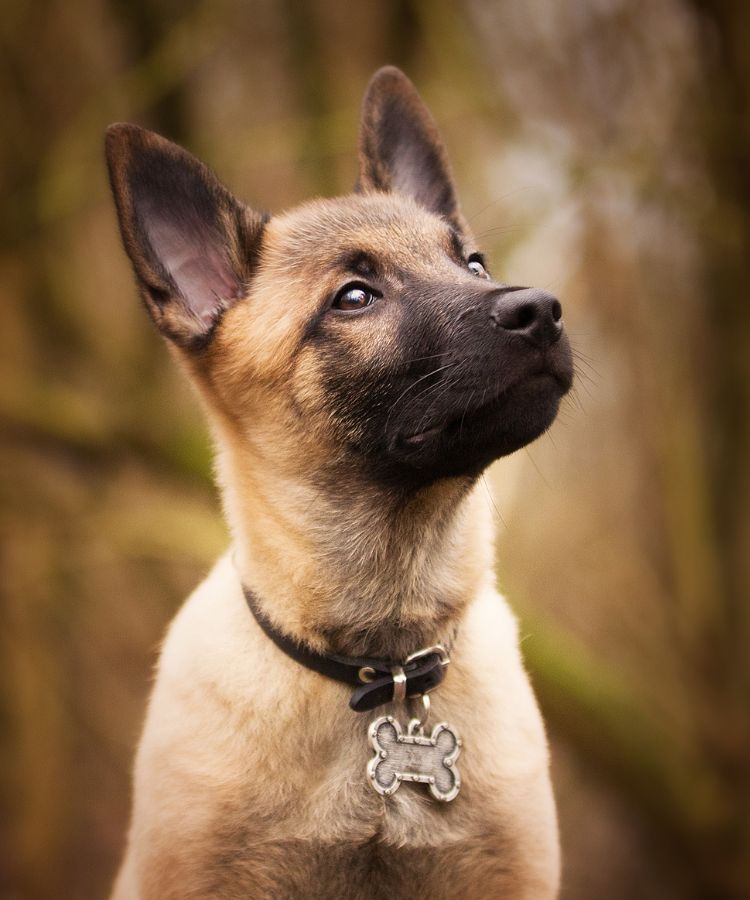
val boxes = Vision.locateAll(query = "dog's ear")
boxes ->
[356,67,462,231]
[105,124,266,349]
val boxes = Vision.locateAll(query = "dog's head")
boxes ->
[106,67,572,491]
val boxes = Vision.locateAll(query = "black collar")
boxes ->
[243,588,450,713]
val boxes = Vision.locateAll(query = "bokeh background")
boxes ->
[2,1,749,897]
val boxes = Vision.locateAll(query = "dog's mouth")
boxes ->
[396,368,571,451]
[361,337,574,483]
[402,423,444,446]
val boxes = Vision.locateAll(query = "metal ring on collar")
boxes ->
[358,666,377,683]
[403,644,450,668]
[407,693,431,732]
[390,664,407,703]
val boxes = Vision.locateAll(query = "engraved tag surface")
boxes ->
[367,715,462,802]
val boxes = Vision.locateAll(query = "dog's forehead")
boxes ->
[264,194,457,273]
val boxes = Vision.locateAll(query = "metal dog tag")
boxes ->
[367,715,462,802]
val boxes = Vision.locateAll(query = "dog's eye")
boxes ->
[332,284,378,312]
[467,254,490,279]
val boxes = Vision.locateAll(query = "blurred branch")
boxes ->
[521,613,728,846]
[0,387,213,485]
[523,607,750,894]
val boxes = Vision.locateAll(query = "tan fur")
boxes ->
[108,69,561,899]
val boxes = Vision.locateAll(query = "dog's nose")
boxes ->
[490,288,563,347]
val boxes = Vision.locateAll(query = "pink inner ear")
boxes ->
[147,215,240,327]
[390,141,423,196]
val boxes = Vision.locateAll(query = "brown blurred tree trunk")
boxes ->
[683,1,750,895]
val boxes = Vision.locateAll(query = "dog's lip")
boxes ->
[399,367,569,447]
[402,422,445,446]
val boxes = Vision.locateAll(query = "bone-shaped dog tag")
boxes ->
[367,715,462,802]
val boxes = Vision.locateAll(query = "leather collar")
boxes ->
[243,588,450,713]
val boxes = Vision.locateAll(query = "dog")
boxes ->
[105,66,572,899]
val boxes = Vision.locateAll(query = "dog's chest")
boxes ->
[202,830,510,900]
[193,724,493,898]
[233,707,461,839]
[202,732,510,899]
[133,576,558,896]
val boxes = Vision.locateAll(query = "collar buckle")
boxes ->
[403,643,450,671]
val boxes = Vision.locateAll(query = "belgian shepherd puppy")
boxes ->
[106,66,571,899]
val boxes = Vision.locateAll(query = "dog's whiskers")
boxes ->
[384,362,458,431]
[480,473,507,529]
[406,366,467,435]
[458,390,476,442]
[402,351,452,365]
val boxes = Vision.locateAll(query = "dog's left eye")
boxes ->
[467,254,490,279]
[332,284,379,312]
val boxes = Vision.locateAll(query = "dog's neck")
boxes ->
[216,438,496,660]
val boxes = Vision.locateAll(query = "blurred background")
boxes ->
[1,0,749,897]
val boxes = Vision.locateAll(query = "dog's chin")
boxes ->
[386,372,569,482]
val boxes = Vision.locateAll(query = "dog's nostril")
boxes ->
[515,303,536,330]
[551,299,562,322]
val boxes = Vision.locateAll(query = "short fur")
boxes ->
[106,67,572,899]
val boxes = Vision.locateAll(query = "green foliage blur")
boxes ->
[1,1,748,898]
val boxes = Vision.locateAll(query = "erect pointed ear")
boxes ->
[356,67,463,231]
[105,124,266,349]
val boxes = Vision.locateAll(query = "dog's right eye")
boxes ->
[332,284,379,312]
[467,253,490,279]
